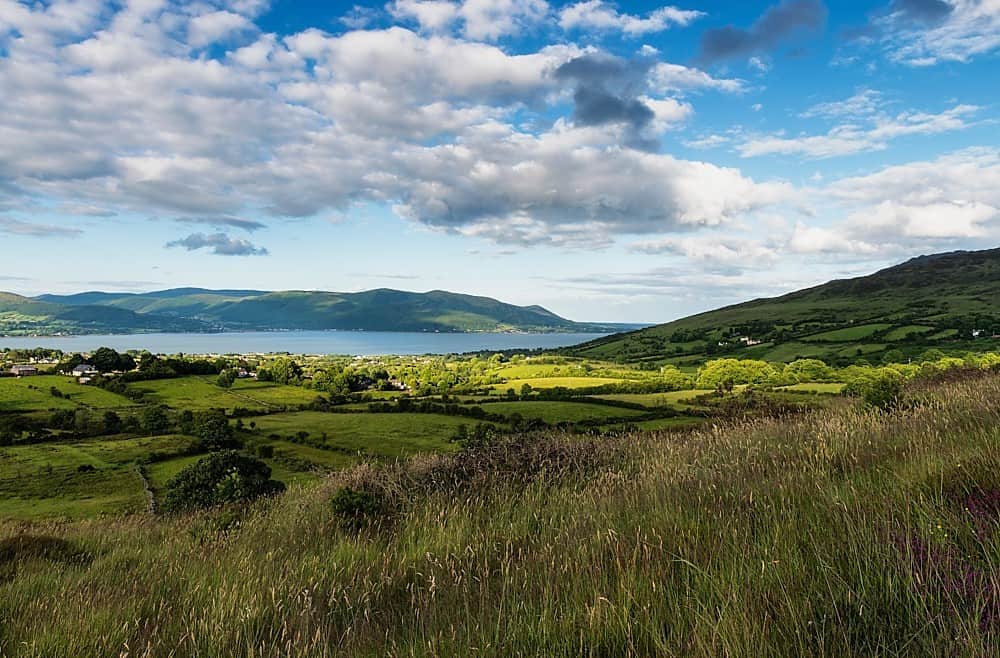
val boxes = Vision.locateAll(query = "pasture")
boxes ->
[0,375,135,412]
[478,400,645,423]
[247,412,468,459]
[491,376,625,391]
[128,376,319,411]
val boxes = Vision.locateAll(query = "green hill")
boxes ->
[568,248,1000,366]
[27,288,612,334]
[0,293,209,336]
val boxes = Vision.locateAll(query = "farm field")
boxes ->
[476,400,646,423]
[884,325,935,341]
[593,390,714,409]
[803,324,893,343]
[778,383,846,393]
[0,375,135,412]
[491,376,625,391]
[128,376,318,411]
[248,412,468,459]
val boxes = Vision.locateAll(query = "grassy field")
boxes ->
[128,376,319,411]
[248,412,468,459]
[803,323,893,342]
[594,390,714,409]
[884,325,935,341]
[0,435,196,519]
[477,400,646,423]
[778,382,846,393]
[491,376,625,391]
[0,375,135,412]
[3,372,1000,655]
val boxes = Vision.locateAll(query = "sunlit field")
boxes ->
[3,370,1000,655]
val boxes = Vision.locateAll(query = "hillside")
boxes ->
[3,371,999,655]
[27,288,613,334]
[569,248,1000,365]
[0,293,209,336]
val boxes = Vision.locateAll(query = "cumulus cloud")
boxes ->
[699,0,828,64]
[0,0,793,254]
[558,1,704,36]
[165,232,269,256]
[815,147,1000,251]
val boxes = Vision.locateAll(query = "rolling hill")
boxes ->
[567,248,1000,366]
[18,288,617,335]
[0,292,209,336]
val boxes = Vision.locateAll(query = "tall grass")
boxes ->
[2,373,1000,656]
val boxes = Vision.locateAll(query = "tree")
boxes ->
[696,359,779,389]
[91,347,133,373]
[102,411,122,435]
[784,359,833,383]
[216,369,237,389]
[141,406,171,436]
[268,358,302,385]
[161,451,285,513]
[193,410,236,450]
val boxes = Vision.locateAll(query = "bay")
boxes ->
[0,330,609,355]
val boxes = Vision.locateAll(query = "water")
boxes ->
[0,331,610,355]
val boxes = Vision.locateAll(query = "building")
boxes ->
[72,364,99,377]
[10,365,38,377]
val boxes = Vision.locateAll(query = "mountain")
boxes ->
[21,288,615,335]
[567,248,1000,366]
[0,292,210,336]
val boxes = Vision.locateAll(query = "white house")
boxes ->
[72,364,99,377]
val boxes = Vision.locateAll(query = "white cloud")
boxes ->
[389,0,460,32]
[885,0,1000,65]
[0,0,790,252]
[628,235,780,265]
[559,1,704,36]
[459,0,549,40]
[649,62,745,94]
[187,10,256,48]
[739,103,979,158]
[819,148,1000,247]
[800,89,883,119]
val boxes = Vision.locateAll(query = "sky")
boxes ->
[0,0,998,323]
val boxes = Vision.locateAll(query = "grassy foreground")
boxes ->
[3,373,1000,656]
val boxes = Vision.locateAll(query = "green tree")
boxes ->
[193,411,236,451]
[140,406,171,436]
[269,358,302,385]
[216,369,237,389]
[101,411,122,435]
[161,451,285,513]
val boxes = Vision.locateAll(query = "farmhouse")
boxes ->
[72,364,99,377]
[9,365,38,377]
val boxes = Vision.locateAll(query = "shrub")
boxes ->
[844,369,903,410]
[331,486,386,531]
[161,451,285,514]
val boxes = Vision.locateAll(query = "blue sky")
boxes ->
[0,0,998,322]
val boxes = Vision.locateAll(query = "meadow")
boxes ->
[2,370,999,655]
[0,375,138,412]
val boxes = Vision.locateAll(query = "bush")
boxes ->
[330,486,386,531]
[161,451,285,514]
[844,369,903,410]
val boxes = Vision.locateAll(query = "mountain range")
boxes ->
[0,288,627,336]
[568,248,1000,366]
